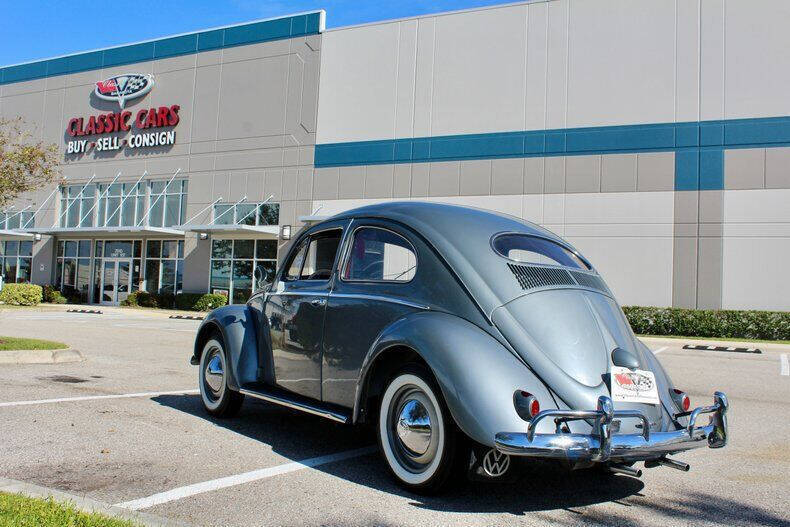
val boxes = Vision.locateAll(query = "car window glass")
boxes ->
[492,234,590,270]
[343,228,417,282]
[300,230,342,281]
[284,240,308,281]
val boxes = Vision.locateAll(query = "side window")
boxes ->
[300,230,342,281]
[284,239,308,281]
[343,228,417,282]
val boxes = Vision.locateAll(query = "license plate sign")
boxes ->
[610,366,660,405]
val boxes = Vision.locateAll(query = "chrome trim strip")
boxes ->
[239,389,349,424]
[328,292,430,311]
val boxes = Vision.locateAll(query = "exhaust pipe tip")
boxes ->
[645,457,691,472]
[608,464,643,477]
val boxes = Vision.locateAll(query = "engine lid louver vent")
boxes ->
[507,263,575,290]
[507,263,610,295]
[568,270,609,294]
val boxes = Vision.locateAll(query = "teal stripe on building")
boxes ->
[0,12,323,85]
[314,116,790,191]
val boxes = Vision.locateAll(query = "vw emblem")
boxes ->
[481,449,511,478]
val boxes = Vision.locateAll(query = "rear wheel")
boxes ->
[377,364,468,493]
[199,336,244,417]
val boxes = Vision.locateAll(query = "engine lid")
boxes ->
[491,288,665,429]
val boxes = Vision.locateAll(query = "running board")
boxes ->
[239,386,349,424]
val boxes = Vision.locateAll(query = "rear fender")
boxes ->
[192,305,258,391]
[355,311,554,447]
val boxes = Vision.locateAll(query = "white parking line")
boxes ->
[115,446,377,510]
[781,354,789,376]
[652,346,668,355]
[0,389,199,408]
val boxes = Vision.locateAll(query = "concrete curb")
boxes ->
[0,477,193,527]
[0,348,83,364]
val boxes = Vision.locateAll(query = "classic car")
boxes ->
[191,201,728,492]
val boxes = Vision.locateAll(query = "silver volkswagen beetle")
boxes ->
[191,202,728,492]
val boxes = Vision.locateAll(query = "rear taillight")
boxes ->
[672,389,690,412]
[514,390,540,420]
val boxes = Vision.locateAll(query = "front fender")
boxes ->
[192,304,258,391]
[357,311,555,448]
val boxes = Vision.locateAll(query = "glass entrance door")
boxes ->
[100,259,132,305]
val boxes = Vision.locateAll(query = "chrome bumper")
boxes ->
[495,392,728,463]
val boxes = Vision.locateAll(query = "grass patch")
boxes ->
[638,334,790,345]
[0,337,68,351]
[0,492,140,527]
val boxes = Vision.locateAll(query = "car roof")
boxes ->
[326,201,580,316]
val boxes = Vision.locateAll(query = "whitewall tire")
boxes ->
[378,365,466,493]
[199,337,244,417]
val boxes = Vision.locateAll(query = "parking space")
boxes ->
[1,308,788,526]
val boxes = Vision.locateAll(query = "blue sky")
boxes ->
[0,0,508,66]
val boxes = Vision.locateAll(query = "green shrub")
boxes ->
[120,290,161,308]
[175,293,228,312]
[0,283,43,306]
[623,306,790,341]
[121,291,227,312]
[42,285,67,304]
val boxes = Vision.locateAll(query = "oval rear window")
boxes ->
[492,234,591,270]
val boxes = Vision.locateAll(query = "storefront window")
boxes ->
[209,239,277,304]
[98,182,145,227]
[144,239,184,295]
[0,241,32,283]
[59,184,96,228]
[212,202,280,226]
[0,210,34,230]
[148,180,187,228]
[56,239,92,301]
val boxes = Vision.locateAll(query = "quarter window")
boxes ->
[343,228,417,282]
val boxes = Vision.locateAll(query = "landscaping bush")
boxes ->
[42,284,67,304]
[175,293,228,312]
[0,283,43,306]
[623,306,790,341]
[121,291,227,312]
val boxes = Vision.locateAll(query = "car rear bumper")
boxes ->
[495,392,728,463]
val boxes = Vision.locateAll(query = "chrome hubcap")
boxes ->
[388,386,439,473]
[396,399,432,456]
[203,349,224,399]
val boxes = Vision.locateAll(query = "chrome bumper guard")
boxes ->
[495,392,728,463]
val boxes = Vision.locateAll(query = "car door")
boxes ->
[322,221,424,408]
[267,223,345,400]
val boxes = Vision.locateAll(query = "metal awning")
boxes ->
[177,224,279,239]
[298,214,330,225]
[0,229,35,241]
[25,226,185,239]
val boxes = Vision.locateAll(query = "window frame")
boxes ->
[490,231,592,271]
[281,227,344,284]
[339,225,418,285]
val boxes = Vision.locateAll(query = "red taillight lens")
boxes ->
[529,396,541,417]
[673,389,690,412]
[514,390,541,420]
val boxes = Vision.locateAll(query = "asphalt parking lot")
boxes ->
[0,306,788,527]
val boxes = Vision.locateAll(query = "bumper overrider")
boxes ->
[495,392,728,464]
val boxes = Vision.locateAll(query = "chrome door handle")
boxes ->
[310,298,326,307]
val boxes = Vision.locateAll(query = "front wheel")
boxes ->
[377,365,467,493]
[199,336,244,417]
